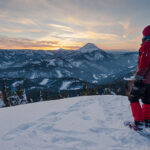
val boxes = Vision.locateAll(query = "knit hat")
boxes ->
[143,25,150,37]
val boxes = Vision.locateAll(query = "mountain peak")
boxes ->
[84,43,98,48]
[79,43,101,53]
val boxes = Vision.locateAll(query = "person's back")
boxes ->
[128,25,150,130]
[138,41,150,84]
[136,33,150,84]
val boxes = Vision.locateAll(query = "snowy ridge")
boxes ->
[0,44,138,88]
[79,43,102,53]
[60,81,72,90]
[0,95,150,150]
[39,79,49,85]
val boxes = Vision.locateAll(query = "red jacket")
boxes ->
[136,40,150,84]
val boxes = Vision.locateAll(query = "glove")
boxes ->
[135,74,144,81]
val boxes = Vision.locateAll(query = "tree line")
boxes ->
[0,79,127,108]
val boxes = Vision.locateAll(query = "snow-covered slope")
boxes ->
[0,95,150,150]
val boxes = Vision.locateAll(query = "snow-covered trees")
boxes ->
[81,83,99,96]
[15,85,28,104]
[0,91,5,107]
[0,81,28,107]
[39,90,44,102]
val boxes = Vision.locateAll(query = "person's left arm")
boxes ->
[135,44,150,80]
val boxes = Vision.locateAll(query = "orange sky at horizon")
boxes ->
[0,39,141,51]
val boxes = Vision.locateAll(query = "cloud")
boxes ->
[0,28,23,33]
[53,31,119,41]
[0,28,44,34]
[119,21,141,38]
[12,18,37,25]
[0,14,7,19]
[0,36,83,50]
[0,36,59,50]
[48,24,73,32]
[65,17,115,28]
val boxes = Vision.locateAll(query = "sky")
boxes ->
[0,0,150,51]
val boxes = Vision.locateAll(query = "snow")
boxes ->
[93,74,99,80]
[40,79,49,85]
[0,98,4,107]
[30,73,37,79]
[29,86,36,90]
[72,61,82,67]
[48,59,56,66]
[92,80,98,83]
[124,76,135,81]
[70,87,82,90]
[94,53,104,60]
[0,47,138,85]
[12,80,24,87]
[0,62,13,69]
[60,81,72,90]
[128,66,135,69]
[101,74,108,78]
[0,95,150,150]
[56,70,63,78]
[44,51,54,56]
[31,61,41,65]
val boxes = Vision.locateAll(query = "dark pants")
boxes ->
[129,81,150,104]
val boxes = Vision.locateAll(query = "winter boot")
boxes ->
[134,121,145,130]
[130,102,145,121]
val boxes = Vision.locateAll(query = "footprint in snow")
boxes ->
[2,122,35,141]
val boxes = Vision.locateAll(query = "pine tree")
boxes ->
[81,83,88,96]
[15,85,28,105]
[22,89,28,104]
[39,90,44,102]
[7,92,13,106]
[16,84,23,104]
[88,88,97,95]
[57,92,63,99]
[95,87,99,95]
[11,92,20,106]
[104,88,111,95]
[62,90,68,98]
[0,91,5,107]
[2,80,9,106]
[29,98,33,103]
[44,89,49,100]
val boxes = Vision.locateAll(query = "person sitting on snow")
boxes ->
[129,25,150,130]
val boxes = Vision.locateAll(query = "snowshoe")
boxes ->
[124,121,150,137]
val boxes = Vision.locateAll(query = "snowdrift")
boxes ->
[0,95,150,150]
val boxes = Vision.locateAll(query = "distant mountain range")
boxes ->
[0,43,138,97]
